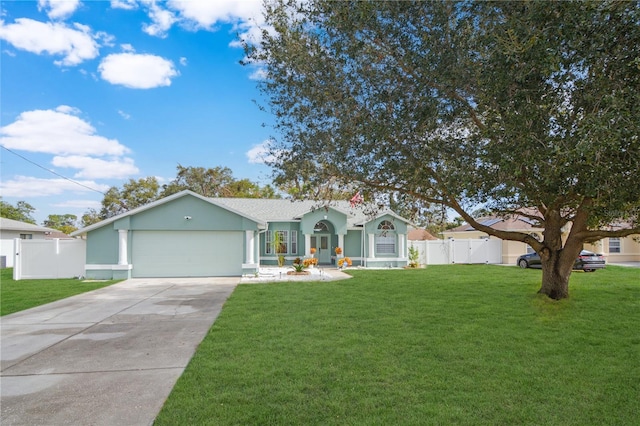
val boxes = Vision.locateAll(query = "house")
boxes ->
[442,215,640,264]
[407,227,438,241]
[0,218,57,268]
[70,190,412,279]
[584,222,640,263]
[441,215,544,265]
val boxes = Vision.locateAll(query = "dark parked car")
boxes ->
[517,250,606,272]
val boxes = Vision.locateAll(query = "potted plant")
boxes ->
[303,257,318,268]
[338,257,352,269]
[288,257,310,275]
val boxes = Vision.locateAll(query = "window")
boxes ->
[314,222,328,232]
[266,230,289,254]
[609,237,621,254]
[265,231,272,254]
[376,220,396,254]
[20,234,33,240]
[290,230,298,254]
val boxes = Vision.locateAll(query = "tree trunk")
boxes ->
[535,210,579,300]
[538,261,572,300]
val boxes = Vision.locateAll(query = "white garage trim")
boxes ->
[132,230,243,277]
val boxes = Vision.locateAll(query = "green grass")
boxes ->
[155,265,640,425]
[0,268,120,316]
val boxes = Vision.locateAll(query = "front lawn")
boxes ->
[0,268,120,316]
[155,265,640,425]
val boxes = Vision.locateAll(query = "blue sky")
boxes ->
[1,0,274,225]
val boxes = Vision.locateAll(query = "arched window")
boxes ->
[314,222,329,232]
[376,220,396,254]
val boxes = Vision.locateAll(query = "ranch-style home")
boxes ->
[0,218,57,268]
[442,214,640,265]
[71,190,412,279]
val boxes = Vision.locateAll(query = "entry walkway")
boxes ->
[1,277,238,426]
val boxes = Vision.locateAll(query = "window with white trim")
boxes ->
[290,230,298,254]
[609,237,621,253]
[376,220,396,254]
[20,234,33,240]
[314,222,328,232]
[266,230,291,254]
[265,231,273,254]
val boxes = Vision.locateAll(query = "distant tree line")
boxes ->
[1,165,280,232]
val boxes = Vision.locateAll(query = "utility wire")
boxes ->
[1,145,106,195]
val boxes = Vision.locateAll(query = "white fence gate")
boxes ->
[13,238,86,280]
[409,239,502,265]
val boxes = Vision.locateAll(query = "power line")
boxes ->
[0,145,106,195]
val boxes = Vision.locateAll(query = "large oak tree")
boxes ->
[247,0,640,299]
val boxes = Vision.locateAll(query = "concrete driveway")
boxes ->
[1,277,238,426]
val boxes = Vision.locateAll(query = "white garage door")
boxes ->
[132,231,244,277]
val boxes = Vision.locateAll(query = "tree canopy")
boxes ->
[247,0,640,299]
[0,198,36,224]
[93,165,280,220]
[162,165,278,199]
[44,214,78,235]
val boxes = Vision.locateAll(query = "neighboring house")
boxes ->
[70,190,412,279]
[407,227,438,241]
[442,215,544,265]
[0,218,57,268]
[584,223,640,263]
[442,215,640,264]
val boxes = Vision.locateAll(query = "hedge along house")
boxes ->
[71,190,412,279]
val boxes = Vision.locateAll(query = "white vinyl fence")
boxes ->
[13,238,86,280]
[409,239,502,265]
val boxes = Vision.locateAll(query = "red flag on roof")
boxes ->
[350,191,364,207]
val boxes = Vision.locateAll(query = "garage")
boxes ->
[131,230,244,277]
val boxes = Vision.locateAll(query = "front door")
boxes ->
[311,235,331,264]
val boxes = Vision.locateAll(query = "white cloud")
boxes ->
[0,106,129,156]
[98,52,179,89]
[52,155,139,179]
[142,0,176,38]
[53,199,102,210]
[167,0,263,28]
[110,0,137,10]
[55,105,80,115]
[0,18,99,66]
[121,0,266,48]
[249,67,267,81]
[118,110,131,120]
[38,0,82,20]
[179,56,187,66]
[0,176,110,197]
[120,43,135,52]
[246,140,278,165]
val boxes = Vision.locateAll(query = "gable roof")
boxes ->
[407,227,438,240]
[0,218,55,233]
[71,190,267,236]
[213,197,412,229]
[446,214,543,233]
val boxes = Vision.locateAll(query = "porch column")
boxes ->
[398,234,406,258]
[305,233,311,256]
[245,230,255,264]
[337,234,344,253]
[368,233,376,259]
[118,229,128,265]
